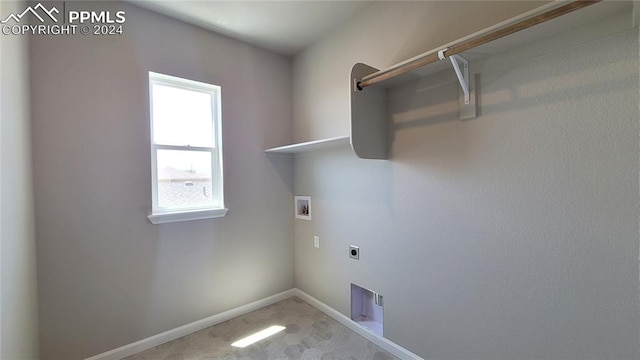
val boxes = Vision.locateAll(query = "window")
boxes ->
[147,72,227,224]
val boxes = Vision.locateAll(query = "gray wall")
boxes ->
[0,0,40,358]
[29,2,293,359]
[292,2,639,359]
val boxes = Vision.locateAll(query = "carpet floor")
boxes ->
[123,296,398,360]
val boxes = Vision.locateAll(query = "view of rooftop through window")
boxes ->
[156,150,213,209]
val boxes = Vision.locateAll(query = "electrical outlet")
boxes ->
[314,236,320,248]
[349,245,359,260]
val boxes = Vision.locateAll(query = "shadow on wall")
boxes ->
[267,156,295,194]
[383,34,637,160]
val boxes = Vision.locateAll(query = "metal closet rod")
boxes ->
[357,0,601,90]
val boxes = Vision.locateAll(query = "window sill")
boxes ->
[147,208,229,224]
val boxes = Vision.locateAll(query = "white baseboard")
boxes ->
[292,288,424,360]
[85,287,421,360]
[84,289,296,360]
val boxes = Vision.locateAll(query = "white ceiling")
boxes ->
[130,1,374,56]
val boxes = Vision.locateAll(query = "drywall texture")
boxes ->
[30,2,293,359]
[0,0,40,358]
[293,7,639,360]
[292,1,547,142]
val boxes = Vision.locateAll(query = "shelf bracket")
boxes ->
[449,54,470,105]
[439,49,470,105]
[438,49,475,119]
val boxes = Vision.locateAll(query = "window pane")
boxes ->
[156,149,214,210]
[152,84,214,147]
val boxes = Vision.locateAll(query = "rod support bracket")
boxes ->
[437,49,470,105]
[448,54,470,105]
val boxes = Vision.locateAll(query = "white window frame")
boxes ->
[147,72,227,224]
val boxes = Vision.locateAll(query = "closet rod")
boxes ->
[357,0,600,90]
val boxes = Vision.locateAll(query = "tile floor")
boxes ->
[124,297,398,360]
